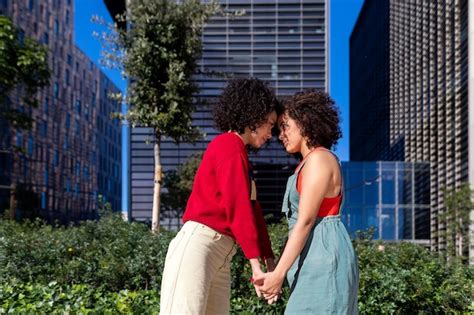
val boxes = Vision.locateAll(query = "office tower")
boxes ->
[350,0,473,260]
[0,0,121,221]
[105,0,330,225]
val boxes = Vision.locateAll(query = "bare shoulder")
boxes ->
[306,149,338,168]
[303,150,341,196]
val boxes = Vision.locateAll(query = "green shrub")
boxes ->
[0,281,160,314]
[0,214,175,291]
[355,233,474,314]
[0,216,473,314]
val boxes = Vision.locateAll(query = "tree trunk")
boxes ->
[151,135,162,233]
[9,184,16,220]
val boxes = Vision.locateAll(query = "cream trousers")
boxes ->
[160,221,237,315]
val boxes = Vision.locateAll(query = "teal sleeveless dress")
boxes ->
[282,153,359,314]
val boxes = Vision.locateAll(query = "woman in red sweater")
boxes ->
[160,78,279,315]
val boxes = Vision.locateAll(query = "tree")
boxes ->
[0,16,50,131]
[103,0,222,233]
[440,183,474,263]
[161,152,202,229]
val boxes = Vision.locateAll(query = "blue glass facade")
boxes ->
[341,161,430,243]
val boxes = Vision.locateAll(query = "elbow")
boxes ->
[294,217,316,233]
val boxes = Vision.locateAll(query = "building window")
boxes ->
[75,162,80,177]
[53,82,59,98]
[27,136,34,155]
[66,179,70,193]
[65,69,70,86]
[28,0,33,11]
[65,113,70,128]
[40,121,47,137]
[16,131,22,147]
[76,100,81,115]
[67,54,72,66]
[53,150,59,167]
[44,97,49,114]
[65,10,70,25]
[75,119,80,136]
[43,32,49,45]
[41,192,46,209]
[44,167,48,186]
[85,106,89,121]
[54,19,59,35]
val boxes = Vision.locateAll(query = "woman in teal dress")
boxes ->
[255,90,359,314]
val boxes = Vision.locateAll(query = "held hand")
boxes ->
[251,270,265,298]
[249,259,265,298]
[253,271,284,303]
[262,291,280,305]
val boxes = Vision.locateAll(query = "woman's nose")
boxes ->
[278,131,284,141]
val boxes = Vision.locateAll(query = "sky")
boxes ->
[75,0,365,161]
[329,0,365,161]
[74,1,127,93]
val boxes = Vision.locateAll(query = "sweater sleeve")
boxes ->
[254,200,275,259]
[216,151,262,259]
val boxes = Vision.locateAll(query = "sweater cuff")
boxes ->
[240,246,262,260]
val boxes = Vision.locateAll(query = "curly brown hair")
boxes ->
[213,78,278,133]
[283,89,341,149]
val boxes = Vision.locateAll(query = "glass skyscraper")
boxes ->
[350,0,473,260]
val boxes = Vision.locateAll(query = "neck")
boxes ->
[300,142,312,158]
[230,131,248,145]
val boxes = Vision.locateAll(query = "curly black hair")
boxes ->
[283,89,342,149]
[213,78,278,133]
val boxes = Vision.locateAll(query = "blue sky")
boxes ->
[329,0,365,160]
[74,0,365,162]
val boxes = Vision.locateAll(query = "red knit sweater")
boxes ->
[183,133,274,260]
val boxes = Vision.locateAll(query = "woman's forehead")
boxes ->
[278,112,289,122]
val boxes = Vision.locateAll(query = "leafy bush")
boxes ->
[0,214,175,291]
[0,216,473,314]
[355,231,474,314]
[0,281,159,313]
